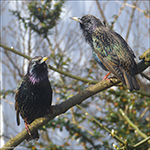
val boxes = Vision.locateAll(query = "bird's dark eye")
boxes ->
[31,60,40,67]
[37,60,41,64]
[35,59,41,65]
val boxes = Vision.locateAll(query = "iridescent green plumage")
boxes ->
[71,15,140,91]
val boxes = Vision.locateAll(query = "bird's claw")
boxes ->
[102,72,111,82]
[102,76,111,82]
[25,118,33,135]
[25,123,33,135]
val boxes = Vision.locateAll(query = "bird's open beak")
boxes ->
[70,17,83,24]
[40,57,48,63]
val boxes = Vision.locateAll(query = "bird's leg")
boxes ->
[24,118,32,136]
[102,72,111,81]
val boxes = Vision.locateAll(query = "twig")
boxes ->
[0,44,30,59]
[132,90,150,97]
[0,43,150,95]
[77,124,103,143]
[0,43,97,84]
[125,0,138,41]
[70,107,77,124]
[113,0,127,25]
[116,0,150,18]
[95,0,110,28]
[48,64,98,84]
[76,105,125,145]
[119,109,150,144]
[133,136,150,149]
[139,107,149,119]
[1,97,14,105]
[141,72,150,81]
[4,50,23,77]
[46,36,53,52]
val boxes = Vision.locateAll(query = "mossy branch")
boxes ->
[1,77,148,149]
[0,44,150,149]
[133,136,150,149]
[48,64,98,84]
[119,109,150,144]
[1,77,121,149]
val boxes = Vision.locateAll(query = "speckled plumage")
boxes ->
[71,15,140,91]
[15,56,53,141]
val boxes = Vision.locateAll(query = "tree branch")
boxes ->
[119,109,150,144]
[125,0,138,41]
[1,52,149,149]
[0,44,30,59]
[48,64,98,84]
[133,90,150,97]
[141,72,150,81]
[112,0,127,29]
[77,105,125,145]
[0,43,150,97]
[1,78,119,149]
[1,43,150,84]
[133,136,150,149]
[116,1,150,18]
[0,44,98,84]
[95,0,110,28]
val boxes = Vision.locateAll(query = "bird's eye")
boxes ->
[38,59,41,63]
[35,59,41,65]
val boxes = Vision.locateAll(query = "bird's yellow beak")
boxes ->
[70,17,83,24]
[41,57,48,63]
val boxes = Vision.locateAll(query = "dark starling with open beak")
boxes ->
[70,15,140,91]
[15,56,53,141]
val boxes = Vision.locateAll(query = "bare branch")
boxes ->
[95,0,110,28]
[116,0,150,18]
[125,0,138,41]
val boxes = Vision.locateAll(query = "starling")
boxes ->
[71,15,140,91]
[15,56,53,141]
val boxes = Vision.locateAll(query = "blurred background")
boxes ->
[0,0,149,149]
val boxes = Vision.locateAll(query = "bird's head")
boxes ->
[27,56,49,84]
[70,14,103,34]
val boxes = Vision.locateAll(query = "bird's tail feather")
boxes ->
[16,111,20,126]
[26,130,39,142]
[123,70,140,91]
[102,57,126,85]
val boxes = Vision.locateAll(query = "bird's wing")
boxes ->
[92,29,136,73]
[94,50,125,83]
[113,31,136,58]
[92,30,129,83]
[92,50,108,71]
[15,89,20,126]
[14,76,26,126]
[92,32,120,67]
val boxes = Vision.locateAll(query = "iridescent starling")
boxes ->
[71,15,140,91]
[15,56,53,141]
